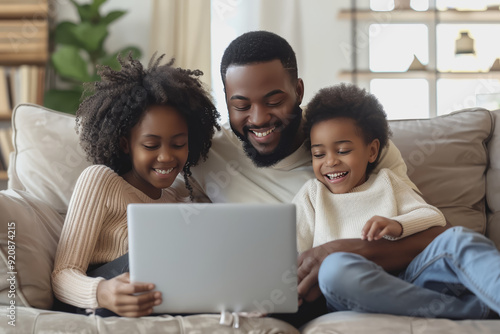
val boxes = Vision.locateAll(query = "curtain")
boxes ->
[149,0,211,88]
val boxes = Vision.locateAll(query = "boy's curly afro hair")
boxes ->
[304,83,391,175]
[76,53,220,193]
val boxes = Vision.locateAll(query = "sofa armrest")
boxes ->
[486,109,500,249]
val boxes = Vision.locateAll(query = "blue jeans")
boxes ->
[318,226,500,319]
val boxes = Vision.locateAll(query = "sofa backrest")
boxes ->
[389,108,492,236]
[8,104,499,246]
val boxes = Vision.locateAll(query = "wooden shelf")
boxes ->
[338,8,500,23]
[0,0,49,177]
[0,19,48,65]
[339,70,500,80]
[0,0,48,19]
[338,9,435,22]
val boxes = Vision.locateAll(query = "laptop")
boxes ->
[127,203,298,314]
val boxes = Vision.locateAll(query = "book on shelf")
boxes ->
[0,127,13,170]
[3,65,45,109]
[0,67,10,117]
[0,19,48,65]
[0,136,4,171]
[0,0,49,19]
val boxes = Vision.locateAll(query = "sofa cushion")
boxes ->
[9,104,90,215]
[486,109,500,248]
[0,307,299,333]
[389,108,492,233]
[0,189,64,310]
[300,311,500,334]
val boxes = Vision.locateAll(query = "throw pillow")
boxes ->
[390,108,491,233]
[0,189,64,309]
[9,104,90,215]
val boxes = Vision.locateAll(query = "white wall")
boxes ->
[211,0,352,123]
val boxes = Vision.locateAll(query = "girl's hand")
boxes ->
[96,272,162,317]
[361,216,403,241]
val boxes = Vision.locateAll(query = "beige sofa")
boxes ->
[0,104,499,333]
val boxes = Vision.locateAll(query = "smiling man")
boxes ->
[224,58,304,167]
[184,31,449,327]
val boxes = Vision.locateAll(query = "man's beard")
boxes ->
[231,104,303,168]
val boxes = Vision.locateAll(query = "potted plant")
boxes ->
[44,0,141,114]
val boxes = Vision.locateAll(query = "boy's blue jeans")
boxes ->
[318,226,500,319]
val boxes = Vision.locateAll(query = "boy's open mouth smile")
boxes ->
[325,171,349,180]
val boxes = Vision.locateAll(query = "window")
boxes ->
[342,0,500,119]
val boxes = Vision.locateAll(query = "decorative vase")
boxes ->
[455,31,475,55]
[394,0,412,10]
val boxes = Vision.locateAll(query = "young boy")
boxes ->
[293,83,500,319]
[293,84,446,253]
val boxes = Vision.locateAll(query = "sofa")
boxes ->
[0,103,499,333]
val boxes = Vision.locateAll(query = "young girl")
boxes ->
[294,83,500,319]
[51,54,220,317]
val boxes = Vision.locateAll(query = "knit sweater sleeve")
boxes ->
[292,180,317,253]
[383,169,446,240]
[51,165,118,309]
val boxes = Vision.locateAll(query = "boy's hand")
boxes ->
[96,272,162,317]
[361,216,402,241]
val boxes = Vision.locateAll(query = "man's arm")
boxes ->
[297,222,451,303]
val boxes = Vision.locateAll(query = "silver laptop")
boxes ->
[127,203,298,314]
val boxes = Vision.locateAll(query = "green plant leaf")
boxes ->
[54,21,81,47]
[90,0,108,18]
[44,89,83,115]
[52,46,92,82]
[100,46,142,70]
[101,10,126,25]
[72,0,107,23]
[70,22,108,52]
[70,1,94,22]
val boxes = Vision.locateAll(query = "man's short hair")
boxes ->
[220,30,298,85]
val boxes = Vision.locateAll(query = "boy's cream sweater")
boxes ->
[293,168,446,253]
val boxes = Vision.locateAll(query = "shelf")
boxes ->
[0,1,48,180]
[338,9,500,23]
[338,9,435,22]
[0,0,48,19]
[0,20,48,65]
[339,70,500,80]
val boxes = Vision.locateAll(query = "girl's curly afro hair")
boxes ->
[76,53,220,194]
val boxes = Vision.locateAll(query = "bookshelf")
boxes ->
[338,5,500,118]
[0,0,49,184]
[337,8,500,23]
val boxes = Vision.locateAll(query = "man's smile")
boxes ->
[250,126,276,138]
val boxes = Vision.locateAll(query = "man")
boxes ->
[184,31,449,325]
